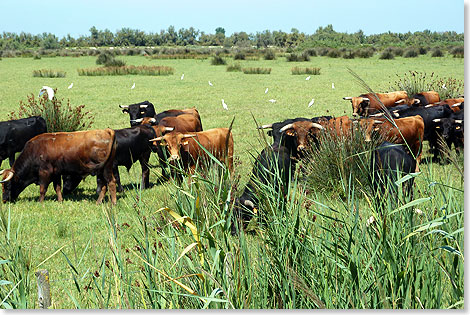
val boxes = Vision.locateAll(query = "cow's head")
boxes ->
[279,121,324,152]
[343,97,370,117]
[120,101,156,126]
[150,132,195,162]
[0,169,16,202]
[433,118,463,141]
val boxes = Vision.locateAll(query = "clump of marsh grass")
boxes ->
[291,67,320,75]
[32,69,66,78]
[242,67,271,74]
[77,65,174,76]
[226,63,242,72]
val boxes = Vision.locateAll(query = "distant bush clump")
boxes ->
[379,49,395,60]
[418,46,428,55]
[404,48,419,58]
[33,69,66,78]
[451,46,464,58]
[211,55,227,65]
[9,89,94,132]
[392,47,404,56]
[327,49,340,58]
[242,67,271,74]
[303,48,317,57]
[234,51,246,60]
[226,63,242,72]
[77,65,174,76]
[96,50,126,67]
[291,67,321,75]
[431,48,444,57]
[264,49,276,60]
[342,49,355,59]
[355,48,374,58]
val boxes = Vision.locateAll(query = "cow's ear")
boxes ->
[267,130,272,136]
[285,129,295,136]
[122,109,129,113]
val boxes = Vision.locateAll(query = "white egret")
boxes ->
[131,83,135,89]
[222,99,228,110]
[268,99,277,103]
[306,76,311,81]
[38,86,54,100]
[332,83,335,89]
[181,73,184,80]
[265,88,269,94]
[308,98,315,107]
[208,81,213,86]
[68,83,73,89]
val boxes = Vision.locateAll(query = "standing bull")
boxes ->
[343,91,408,117]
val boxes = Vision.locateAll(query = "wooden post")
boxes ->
[35,269,51,309]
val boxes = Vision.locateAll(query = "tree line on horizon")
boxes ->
[0,24,463,51]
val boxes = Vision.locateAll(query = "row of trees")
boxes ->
[0,25,463,50]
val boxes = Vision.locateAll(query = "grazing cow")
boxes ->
[231,145,292,235]
[433,109,464,157]
[150,128,234,176]
[343,91,408,117]
[432,98,464,113]
[119,101,156,126]
[0,129,117,204]
[372,115,425,165]
[0,116,47,167]
[139,114,203,179]
[320,116,379,141]
[395,91,440,106]
[371,141,416,201]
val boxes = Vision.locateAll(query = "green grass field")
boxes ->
[0,54,464,309]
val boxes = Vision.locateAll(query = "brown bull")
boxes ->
[150,128,234,174]
[139,114,203,137]
[278,120,324,153]
[395,91,440,106]
[343,91,408,117]
[431,98,464,113]
[0,129,117,204]
[372,115,425,164]
[319,116,378,141]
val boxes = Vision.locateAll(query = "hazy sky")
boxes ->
[0,0,464,37]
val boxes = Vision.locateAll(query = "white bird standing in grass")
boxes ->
[442,83,447,90]
[222,99,228,110]
[332,83,335,89]
[265,88,269,94]
[131,83,135,89]
[181,73,184,80]
[308,98,315,107]
[268,99,277,103]
[306,76,311,81]
[68,83,73,89]
[208,81,213,86]
[38,86,54,100]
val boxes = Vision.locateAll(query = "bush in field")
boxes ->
[355,48,374,58]
[390,70,464,99]
[264,49,276,60]
[291,67,321,75]
[431,48,444,57]
[242,67,271,74]
[226,63,242,72]
[404,48,419,58]
[451,46,464,58]
[317,47,330,56]
[32,69,66,78]
[418,46,428,55]
[77,65,174,76]
[326,49,340,58]
[234,51,246,60]
[379,49,395,60]
[303,48,317,57]
[342,49,355,59]
[211,55,227,65]
[9,89,94,132]
[96,50,126,67]
[286,53,310,62]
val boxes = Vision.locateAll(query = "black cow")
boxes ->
[433,109,464,157]
[0,116,47,167]
[370,141,416,202]
[231,145,293,235]
[119,101,156,126]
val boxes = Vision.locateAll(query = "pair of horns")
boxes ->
[0,170,14,183]
[343,97,369,101]
[149,132,195,142]
[433,118,463,124]
[244,199,255,209]
[279,122,324,132]
[119,104,148,109]
[452,102,462,108]
[258,124,273,129]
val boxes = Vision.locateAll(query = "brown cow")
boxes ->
[343,91,408,117]
[278,120,324,153]
[372,115,425,165]
[150,128,234,175]
[318,115,378,142]
[395,91,440,106]
[0,129,117,204]
[430,98,464,113]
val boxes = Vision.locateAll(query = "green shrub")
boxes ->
[77,65,174,76]
[450,46,464,58]
[418,46,428,55]
[32,69,66,78]
[9,89,94,132]
[355,48,374,58]
[211,55,227,65]
[404,48,419,58]
[226,63,242,72]
[33,53,41,60]
[303,48,317,57]
[234,51,246,60]
[392,47,404,56]
[264,49,276,60]
[342,49,355,59]
[242,67,271,74]
[286,53,310,62]
[317,47,330,56]
[431,48,444,57]
[379,50,394,60]
[326,49,340,58]
[291,67,321,75]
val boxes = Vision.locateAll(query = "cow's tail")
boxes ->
[225,117,235,173]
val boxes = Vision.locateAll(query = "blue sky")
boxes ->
[0,0,464,37]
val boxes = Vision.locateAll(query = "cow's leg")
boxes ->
[140,151,151,189]
[38,171,51,202]
[96,173,107,204]
[113,166,123,193]
[102,167,117,205]
[53,175,63,202]
[63,174,82,195]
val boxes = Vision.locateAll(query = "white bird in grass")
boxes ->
[181,73,184,80]
[68,83,73,89]
[131,83,135,89]
[222,99,228,110]
[332,83,335,89]
[442,83,447,90]
[265,88,269,94]
[308,98,315,107]
[268,99,277,103]
[208,81,213,86]
[306,76,311,81]
[38,86,54,100]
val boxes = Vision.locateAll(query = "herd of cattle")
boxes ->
[0,89,464,234]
